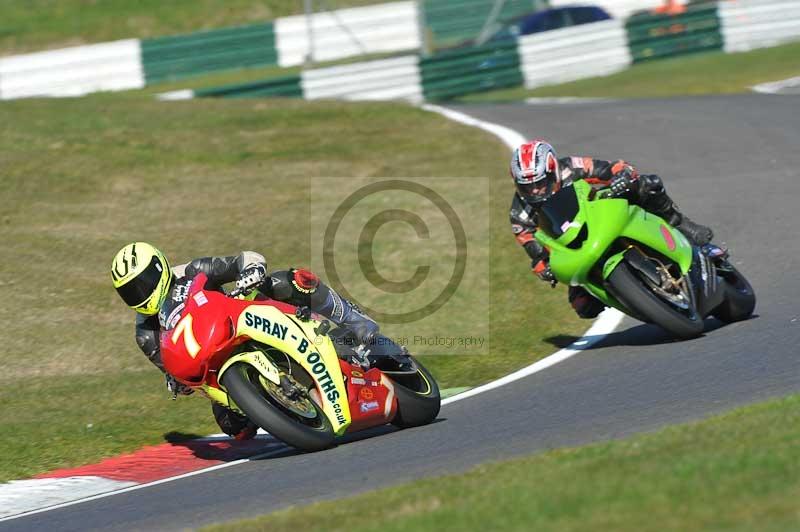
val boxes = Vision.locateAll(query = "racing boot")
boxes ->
[317,288,379,346]
[672,212,714,247]
[568,286,606,319]
[638,174,714,246]
[212,403,257,440]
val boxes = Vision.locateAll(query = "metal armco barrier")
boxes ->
[626,3,723,62]
[194,74,303,99]
[0,39,144,99]
[3,0,800,101]
[517,19,631,89]
[420,41,522,100]
[141,23,278,84]
[275,2,420,67]
[301,55,423,102]
[719,0,800,52]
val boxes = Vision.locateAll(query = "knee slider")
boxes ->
[291,268,319,294]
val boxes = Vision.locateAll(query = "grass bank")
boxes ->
[0,0,389,55]
[0,94,585,481]
[461,40,800,101]
[206,394,800,532]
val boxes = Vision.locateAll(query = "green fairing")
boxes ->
[534,180,693,310]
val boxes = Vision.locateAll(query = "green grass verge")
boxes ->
[205,394,800,532]
[0,93,585,482]
[0,0,390,55]
[461,41,800,102]
[0,373,216,479]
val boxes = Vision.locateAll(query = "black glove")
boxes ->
[533,259,557,286]
[235,263,267,294]
[609,168,637,197]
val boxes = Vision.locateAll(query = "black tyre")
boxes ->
[713,263,756,323]
[221,362,335,452]
[608,262,704,340]
[389,358,441,428]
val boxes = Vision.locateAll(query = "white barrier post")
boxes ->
[304,0,316,65]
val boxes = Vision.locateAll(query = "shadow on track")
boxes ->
[250,418,447,459]
[161,431,290,461]
[159,413,447,464]
[545,316,758,351]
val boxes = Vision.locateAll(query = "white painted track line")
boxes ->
[752,76,800,94]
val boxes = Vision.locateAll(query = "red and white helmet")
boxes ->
[510,139,561,203]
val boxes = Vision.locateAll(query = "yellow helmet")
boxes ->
[111,242,173,315]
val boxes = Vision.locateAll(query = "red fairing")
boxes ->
[161,274,304,384]
[158,274,241,384]
[339,360,398,431]
[159,273,402,435]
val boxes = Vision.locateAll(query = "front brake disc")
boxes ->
[257,374,317,419]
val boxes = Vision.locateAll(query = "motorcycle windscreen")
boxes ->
[537,185,580,238]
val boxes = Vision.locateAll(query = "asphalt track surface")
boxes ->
[6,94,799,531]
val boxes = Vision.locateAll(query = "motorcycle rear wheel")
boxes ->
[221,362,335,452]
[388,358,441,429]
[608,262,704,340]
[713,262,756,323]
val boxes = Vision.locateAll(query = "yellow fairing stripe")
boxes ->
[198,384,238,412]
[218,350,282,386]
[237,305,351,435]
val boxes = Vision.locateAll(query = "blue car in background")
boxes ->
[487,5,612,43]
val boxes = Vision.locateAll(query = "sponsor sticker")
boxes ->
[560,221,580,233]
[359,387,374,401]
[244,312,289,340]
[359,401,379,413]
[174,283,190,302]
[193,292,208,307]
[291,280,316,294]
[305,351,346,425]
[350,377,366,385]
[660,225,677,251]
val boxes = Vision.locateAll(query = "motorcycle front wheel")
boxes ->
[221,362,335,452]
[607,262,704,340]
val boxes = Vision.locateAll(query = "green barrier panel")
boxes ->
[422,0,548,49]
[142,23,278,84]
[194,74,302,99]
[626,4,722,63]
[421,41,523,100]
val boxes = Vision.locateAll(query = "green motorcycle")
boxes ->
[535,180,755,339]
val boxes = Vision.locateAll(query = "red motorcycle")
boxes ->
[160,273,440,451]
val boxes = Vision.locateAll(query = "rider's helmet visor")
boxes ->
[116,256,165,308]
[518,172,560,203]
